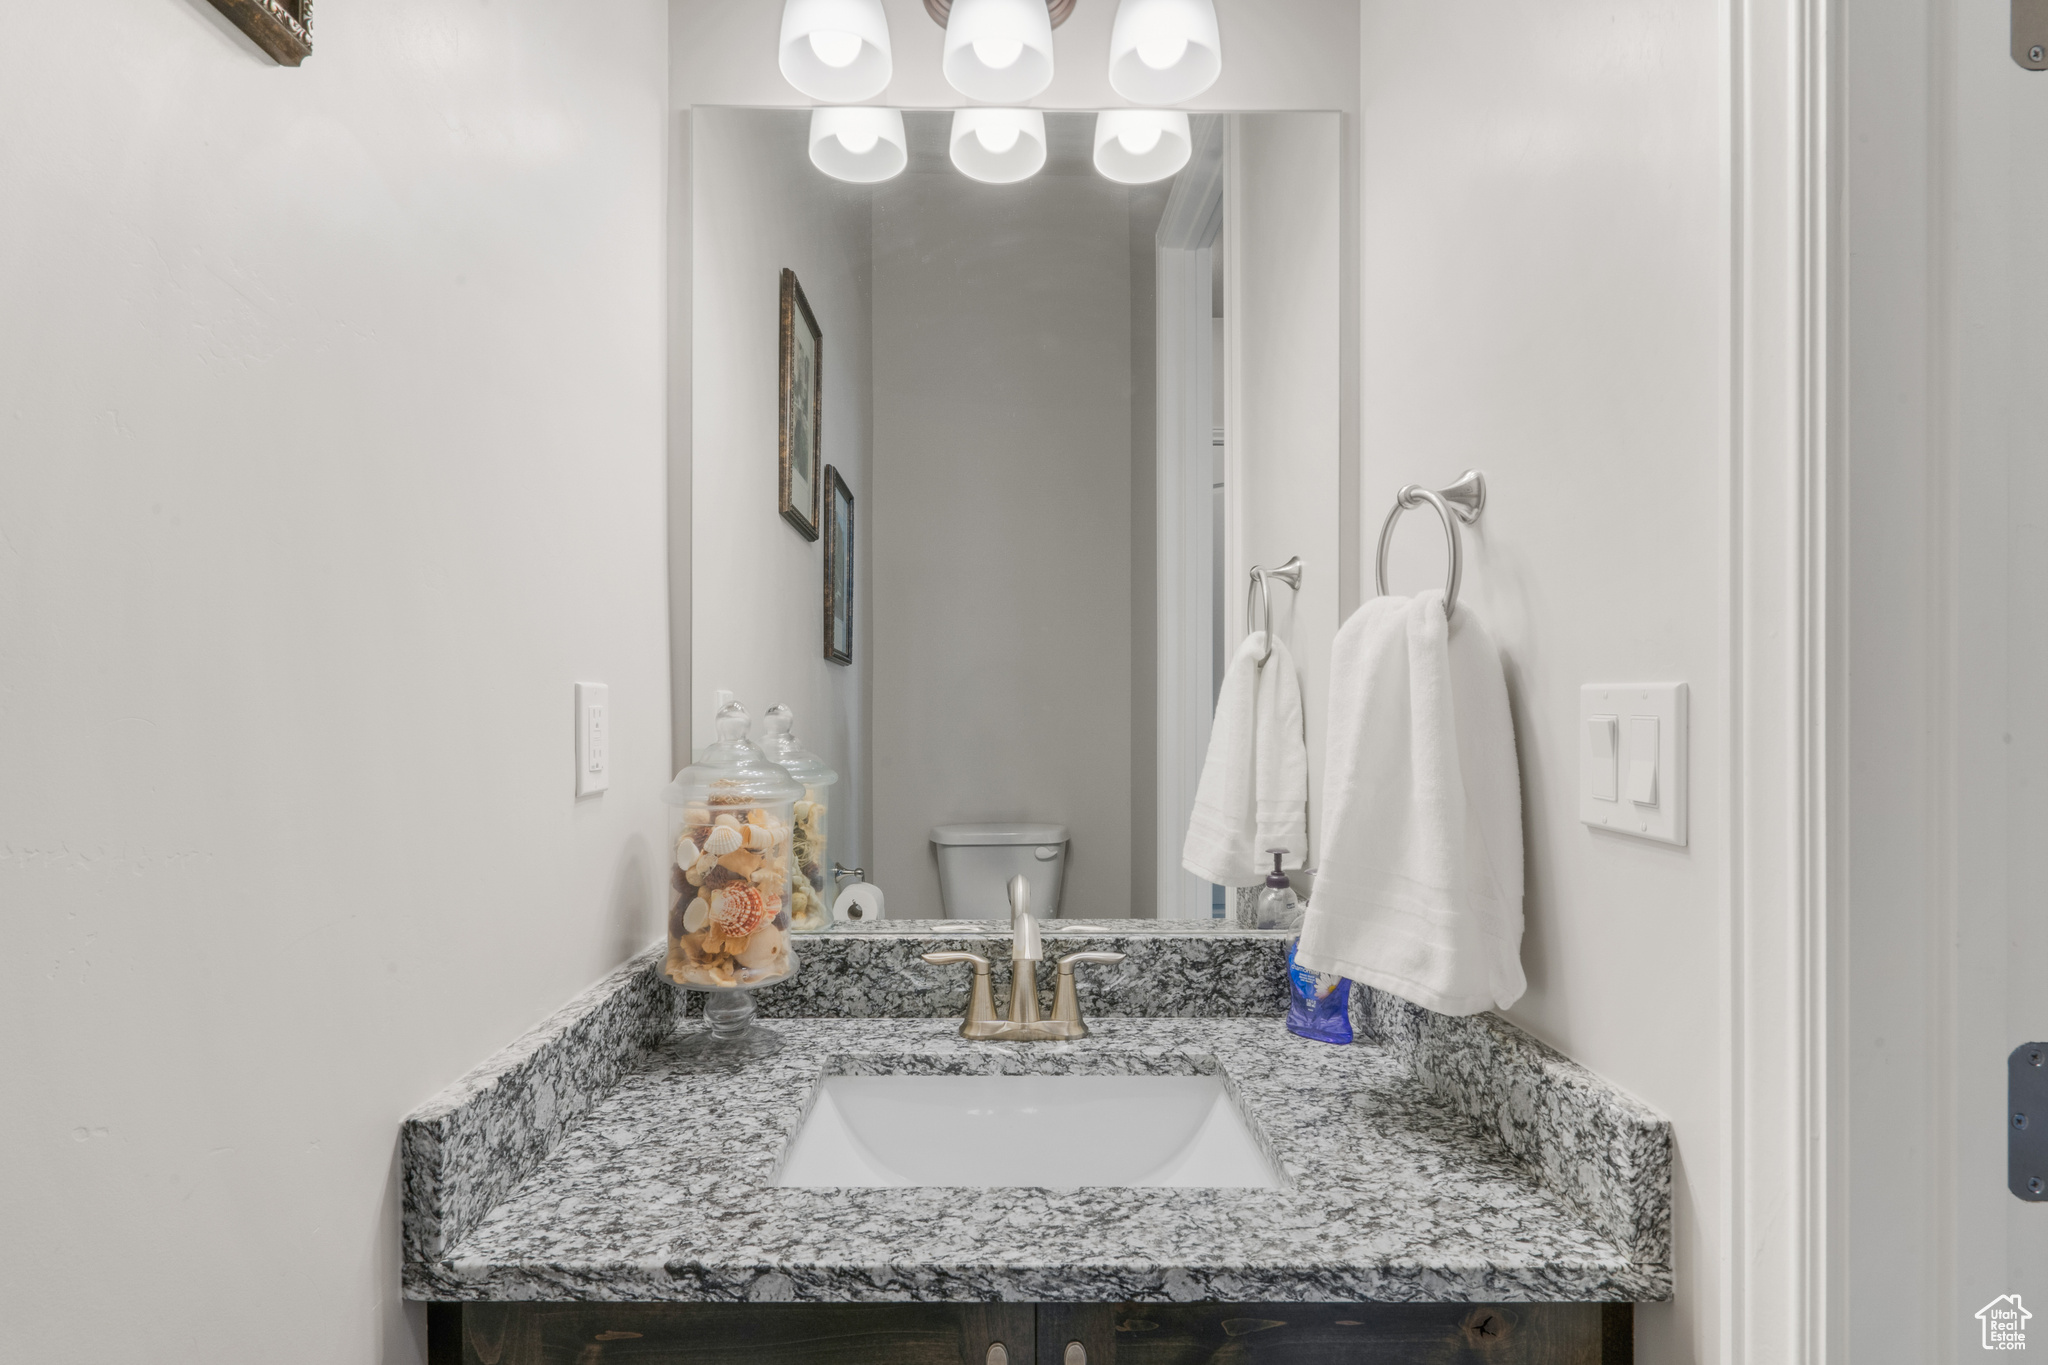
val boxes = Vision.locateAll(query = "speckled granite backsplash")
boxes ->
[762,919,1290,1019]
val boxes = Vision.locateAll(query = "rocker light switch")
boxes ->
[1580,684,1687,845]
[1627,716,1660,805]
[576,682,609,797]
[1585,716,1619,801]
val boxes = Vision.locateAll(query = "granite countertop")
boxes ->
[402,931,1672,1306]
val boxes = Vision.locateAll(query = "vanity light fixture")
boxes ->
[809,107,909,182]
[1091,109,1192,183]
[778,0,894,102]
[948,108,1048,183]
[1107,0,1222,103]
[941,0,1057,102]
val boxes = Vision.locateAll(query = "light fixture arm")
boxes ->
[924,0,1075,27]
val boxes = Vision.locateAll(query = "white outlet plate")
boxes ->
[575,682,609,797]
[1580,683,1686,845]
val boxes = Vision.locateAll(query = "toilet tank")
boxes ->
[931,823,1069,921]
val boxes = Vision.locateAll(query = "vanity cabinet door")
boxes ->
[1038,1303,1631,1365]
[432,1302,1035,1365]
[429,1302,1628,1364]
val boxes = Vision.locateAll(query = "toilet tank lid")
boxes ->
[931,822,1069,847]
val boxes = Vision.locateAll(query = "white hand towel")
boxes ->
[1294,591,1525,1016]
[1181,631,1309,885]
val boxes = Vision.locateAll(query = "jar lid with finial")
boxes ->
[662,701,804,808]
[760,704,838,790]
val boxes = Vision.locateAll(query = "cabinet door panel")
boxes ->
[1079,1303,1624,1365]
[436,1302,1035,1365]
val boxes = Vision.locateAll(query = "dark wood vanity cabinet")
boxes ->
[429,1301,1633,1365]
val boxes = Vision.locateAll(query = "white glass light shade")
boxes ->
[1107,0,1222,104]
[948,108,1048,183]
[779,0,893,102]
[942,0,1055,103]
[1092,110,1192,183]
[809,108,908,183]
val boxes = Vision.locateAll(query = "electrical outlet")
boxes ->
[575,682,609,797]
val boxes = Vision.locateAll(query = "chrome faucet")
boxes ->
[921,874,1125,1040]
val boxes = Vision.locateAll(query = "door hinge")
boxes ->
[2017,0,2048,69]
[2013,1043,2048,1200]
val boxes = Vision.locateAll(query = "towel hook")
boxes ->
[1374,470,1486,618]
[1246,555,1304,667]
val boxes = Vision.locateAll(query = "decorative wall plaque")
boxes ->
[208,0,313,66]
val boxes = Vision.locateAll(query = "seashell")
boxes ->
[682,897,710,934]
[690,824,714,847]
[793,801,812,820]
[747,808,771,827]
[724,932,751,958]
[703,924,726,954]
[674,835,700,868]
[737,926,785,968]
[711,883,773,937]
[713,812,742,829]
[703,825,742,856]
[720,847,765,877]
[743,822,772,851]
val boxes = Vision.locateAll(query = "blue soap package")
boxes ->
[1284,938,1353,1044]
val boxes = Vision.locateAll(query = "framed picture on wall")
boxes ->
[779,268,823,540]
[206,0,313,65]
[823,466,854,665]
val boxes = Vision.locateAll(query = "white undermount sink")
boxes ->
[774,1073,1283,1189]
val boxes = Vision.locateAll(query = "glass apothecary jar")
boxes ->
[761,704,838,933]
[661,701,804,1061]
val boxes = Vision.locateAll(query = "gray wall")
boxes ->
[691,109,873,879]
[870,170,1136,919]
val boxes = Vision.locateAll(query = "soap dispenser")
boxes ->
[761,704,838,933]
[660,701,805,1062]
[1251,849,1302,931]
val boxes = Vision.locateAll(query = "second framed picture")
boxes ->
[823,466,854,666]
[779,268,823,540]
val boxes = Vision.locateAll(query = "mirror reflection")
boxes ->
[690,107,1339,922]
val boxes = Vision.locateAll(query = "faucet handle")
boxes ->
[1050,950,1126,1035]
[922,951,998,1032]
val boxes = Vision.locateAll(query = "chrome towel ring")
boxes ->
[1246,555,1304,667]
[1374,470,1487,618]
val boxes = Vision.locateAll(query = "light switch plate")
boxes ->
[575,682,609,797]
[1580,683,1687,845]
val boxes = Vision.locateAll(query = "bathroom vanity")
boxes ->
[404,922,1669,1364]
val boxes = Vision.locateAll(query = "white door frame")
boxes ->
[1730,0,1833,1359]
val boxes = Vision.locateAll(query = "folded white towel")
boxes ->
[1182,631,1309,885]
[1294,590,1525,1016]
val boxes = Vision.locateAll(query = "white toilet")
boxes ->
[931,823,1069,921]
